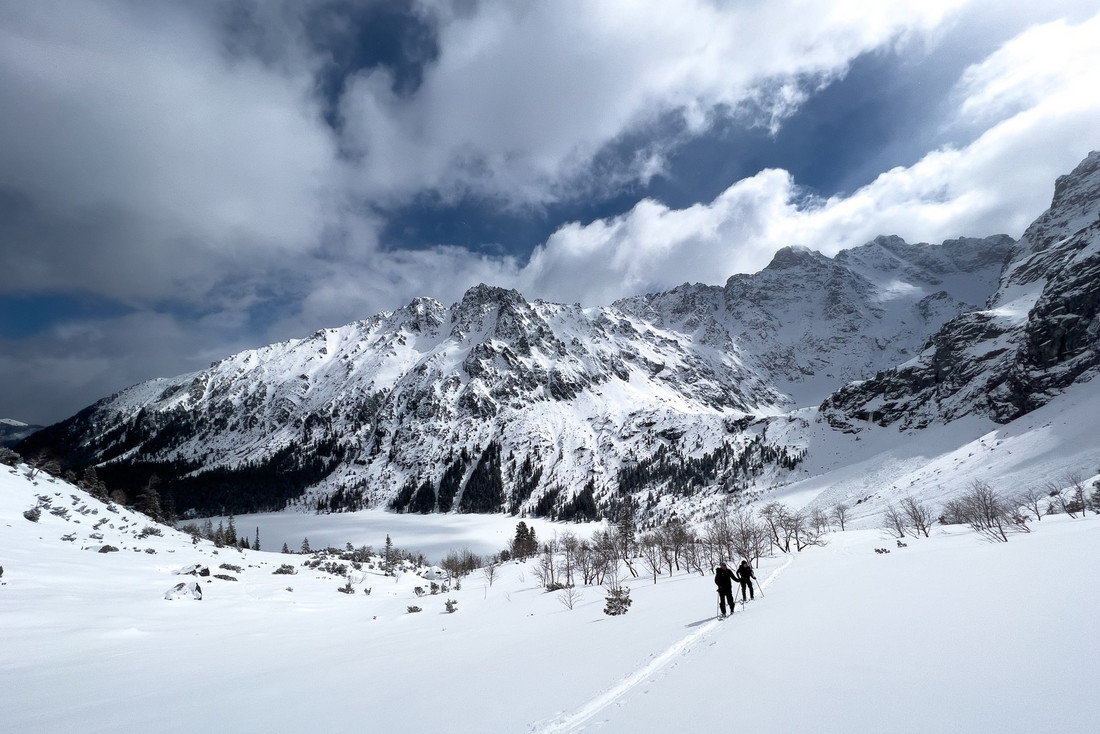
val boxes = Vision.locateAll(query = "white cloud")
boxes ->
[339,0,969,206]
[503,10,1100,305]
[4,0,1098,424]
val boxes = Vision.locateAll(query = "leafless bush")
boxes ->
[830,503,849,531]
[557,586,583,610]
[481,553,501,587]
[1017,486,1047,521]
[639,532,663,584]
[945,480,1025,542]
[900,496,934,538]
[881,503,908,539]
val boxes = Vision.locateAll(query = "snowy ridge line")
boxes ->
[528,555,795,734]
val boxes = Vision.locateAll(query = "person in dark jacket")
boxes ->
[714,561,738,617]
[737,559,756,601]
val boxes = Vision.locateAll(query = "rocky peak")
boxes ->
[449,284,527,337]
[1017,150,1100,256]
[400,297,446,334]
[762,244,830,271]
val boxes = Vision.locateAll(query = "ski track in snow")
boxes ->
[528,555,795,733]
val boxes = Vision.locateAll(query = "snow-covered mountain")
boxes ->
[17,153,1100,521]
[822,151,1100,429]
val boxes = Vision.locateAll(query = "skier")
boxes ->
[737,559,756,601]
[714,561,738,617]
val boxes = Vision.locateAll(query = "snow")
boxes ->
[2,462,1097,733]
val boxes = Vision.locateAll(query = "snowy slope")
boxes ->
[2,459,1097,734]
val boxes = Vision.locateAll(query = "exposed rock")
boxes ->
[164,581,202,600]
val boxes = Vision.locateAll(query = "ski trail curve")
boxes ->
[528,554,795,734]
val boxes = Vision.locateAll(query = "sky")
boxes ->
[2,0,1100,426]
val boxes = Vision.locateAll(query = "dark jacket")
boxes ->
[737,562,755,581]
[714,566,738,591]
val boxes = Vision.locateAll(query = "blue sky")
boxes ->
[2,0,1099,425]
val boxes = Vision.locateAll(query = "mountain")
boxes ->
[821,151,1100,430]
[1,418,42,448]
[16,153,1099,520]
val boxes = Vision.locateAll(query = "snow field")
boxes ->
[2,464,1098,733]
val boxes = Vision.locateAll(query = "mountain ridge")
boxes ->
[16,152,1099,522]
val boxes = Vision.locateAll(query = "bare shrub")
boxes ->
[949,480,1023,542]
[557,586,583,611]
[881,503,908,539]
[899,496,934,538]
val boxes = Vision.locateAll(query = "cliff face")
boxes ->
[822,152,1100,430]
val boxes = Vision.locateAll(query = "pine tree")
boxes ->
[81,467,108,500]
[253,526,260,551]
[604,585,633,616]
[511,521,539,560]
[226,515,238,546]
[301,537,311,553]
[134,475,163,519]
[281,542,290,554]
[383,534,395,576]
[410,479,436,514]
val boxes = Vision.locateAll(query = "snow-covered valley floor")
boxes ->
[2,464,1097,733]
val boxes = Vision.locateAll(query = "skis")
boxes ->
[717,590,733,620]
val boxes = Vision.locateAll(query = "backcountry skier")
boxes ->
[715,561,738,617]
[737,559,756,601]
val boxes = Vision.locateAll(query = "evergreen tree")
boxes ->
[301,537,311,553]
[410,479,436,514]
[383,534,396,575]
[81,467,108,500]
[511,521,539,560]
[134,475,163,519]
[253,526,260,551]
[226,515,238,546]
[604,585,633,616]
[281,542,290,554]
[437,458,465,513]
[459,442,504,513]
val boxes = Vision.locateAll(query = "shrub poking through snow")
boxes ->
[445,598,458,613]
[603,585,632,616]
[407,605,422,613]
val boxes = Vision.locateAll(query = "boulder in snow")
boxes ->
[164,581,202,600]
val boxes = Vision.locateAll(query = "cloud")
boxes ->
[508,10,1100,305]
[337,0,969,206]
[3,0,1097,424]
[0,1,339,303]
[0,309,257,425]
